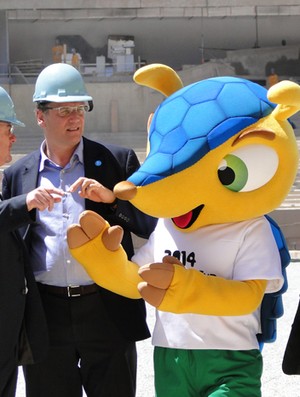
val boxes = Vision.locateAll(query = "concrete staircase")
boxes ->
[10,59,44,84]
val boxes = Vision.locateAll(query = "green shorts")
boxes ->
[154,347,262,397]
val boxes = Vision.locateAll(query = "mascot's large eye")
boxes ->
[218,144,279,192]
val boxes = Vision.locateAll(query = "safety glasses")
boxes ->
[0,122,14,135]
[43,104,89,117]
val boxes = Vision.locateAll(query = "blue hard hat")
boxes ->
[33,63,93,108]
[0,86,25,127]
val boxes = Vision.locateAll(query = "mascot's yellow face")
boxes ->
[114,65,299,232]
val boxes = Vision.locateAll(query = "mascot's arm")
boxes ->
[69,235,142,298]
[68,211,142,299]
[139,262,267,315]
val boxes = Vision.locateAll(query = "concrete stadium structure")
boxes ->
[2,1,300,68]
[1,1,300,136]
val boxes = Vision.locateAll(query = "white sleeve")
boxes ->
[233,217,283,293]
[132,229,156,267]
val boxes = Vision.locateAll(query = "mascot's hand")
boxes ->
[67,210,123,251]
[139,255,267,315]
[67,210,142,299]
[138,255,183,307]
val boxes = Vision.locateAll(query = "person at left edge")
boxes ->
[0,86,64,397]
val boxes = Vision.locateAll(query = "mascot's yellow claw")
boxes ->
[102,225,124,251]
[138,262,175,289]
[67,210,108,249]
[138,282,166,308]
[67,224,91,249]
[79,210,107,240]
[163,255,184,266]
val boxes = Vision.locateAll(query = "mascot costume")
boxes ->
[67,64,300,396]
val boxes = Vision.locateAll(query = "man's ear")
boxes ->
[36,109,45,127]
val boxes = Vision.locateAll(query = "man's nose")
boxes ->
[10,133,17,143]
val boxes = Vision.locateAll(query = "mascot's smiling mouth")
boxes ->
[172,205,204,229]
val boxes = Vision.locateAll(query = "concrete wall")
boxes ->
[1,80,164,153]
[1,51,295,152]
[7,16,300,69]
[225,45,300,77]
[2,1,300,72]
[3,1,300,15]
[8,82,150,138]
[2,41,299,152]
[1,60,237,152]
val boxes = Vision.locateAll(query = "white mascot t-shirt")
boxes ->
[133,216,283,350]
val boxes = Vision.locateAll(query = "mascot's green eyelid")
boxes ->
[218,145,279,193]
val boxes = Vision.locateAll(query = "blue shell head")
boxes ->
[129,76,276,187]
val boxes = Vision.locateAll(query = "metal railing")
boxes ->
[0,59,146,84]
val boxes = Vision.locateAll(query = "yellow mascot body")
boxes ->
[67,65,300,396]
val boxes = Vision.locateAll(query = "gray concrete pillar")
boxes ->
[110,99,119,133]
[0,11,9,80]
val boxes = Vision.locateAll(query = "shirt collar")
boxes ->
[39,138,84,171]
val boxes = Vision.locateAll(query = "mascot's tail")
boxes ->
[257,215,290,350]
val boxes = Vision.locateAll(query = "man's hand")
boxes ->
[26,187,64,211]
[69,177,116,204]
